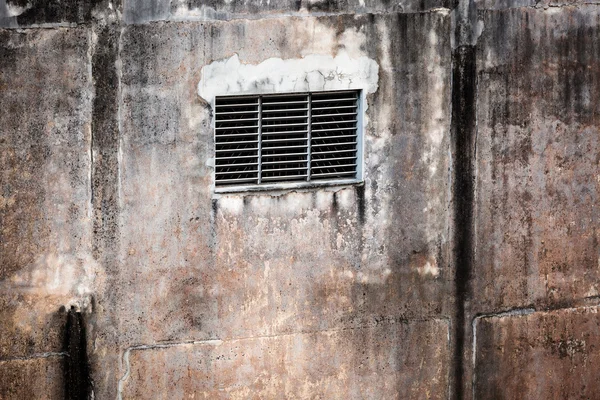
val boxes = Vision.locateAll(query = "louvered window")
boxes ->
[214,90,362,192]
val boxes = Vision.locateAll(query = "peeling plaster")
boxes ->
[4,2,30,17]
[197,52,379,105]
[418,260,440,278]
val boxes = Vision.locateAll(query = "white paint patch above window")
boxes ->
[197,53,379,105]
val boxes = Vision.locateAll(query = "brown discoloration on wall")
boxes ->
[115,10,451,343]
[2,0,600,398]
[121,319,449,399]
[474,307,600,399]
[0,356,65,399]
[474,7,600,312]
[0,296,67,359]
[89,11,453,398]
[0,27,93,375]
[0,28,90,282]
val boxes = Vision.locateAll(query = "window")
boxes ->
[214,90,363,192]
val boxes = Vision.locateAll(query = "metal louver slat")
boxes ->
[312,105,357,111]
[214,90,360,189]
[214,95,260,186]
[259,93,310,183]
[309,91,359,181]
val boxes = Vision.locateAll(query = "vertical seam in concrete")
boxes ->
[445,317,453,400]
[117,25,124,213]
[470,316,477,400]
[467,34,480,400]
[114,24,126,400]
[88,27,95,218]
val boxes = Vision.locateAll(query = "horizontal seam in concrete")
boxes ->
[0,143,90,149]
[473,295,600,322]
[0,22,79,30]
[534,1,600,7]
[478,2,600,11]
[0,351,68,363]
[116,317,451,400]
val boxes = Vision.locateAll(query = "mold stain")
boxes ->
[63,306,92,400]
[451,43,477,400]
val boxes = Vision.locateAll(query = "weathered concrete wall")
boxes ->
[107,10,453,399]
[121,320,449,398]
[0,0,599,399]
[0,356,65,399]
[120,0,451,24]
[474,306,600,399]
[465,6,600,399]
[0,26,94,398]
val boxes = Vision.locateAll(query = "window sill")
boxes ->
[213,178,363,195]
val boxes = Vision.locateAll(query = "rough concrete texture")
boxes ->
[0,0,451,27]
[474,7,600,312]
[0,0,99,27]
[0,27,93,361]
[460,5,600,398]
[474,306,600,399]
[96,11,452,399]
[120,319,449,399]
[1,0,600,399]
[475,0,600,10]
[0,356,65,399]
[122,0,450,24]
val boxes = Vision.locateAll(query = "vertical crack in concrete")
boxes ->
[450,43,477,400]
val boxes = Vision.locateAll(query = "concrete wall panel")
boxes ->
[120,319,450,399]
[115,11,452,348]
[85,11,456,398]
[0,356,65,399]
[0,28,93,362]
[474,306,600,399]
[474,7,600,312]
